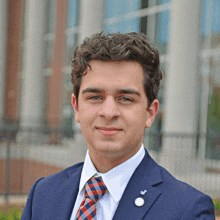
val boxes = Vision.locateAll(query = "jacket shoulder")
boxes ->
[36,161,84,186]
[156,164,215,218]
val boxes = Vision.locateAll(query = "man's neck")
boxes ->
[88,147,141,173]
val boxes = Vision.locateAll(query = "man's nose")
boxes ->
[98,97,120,120]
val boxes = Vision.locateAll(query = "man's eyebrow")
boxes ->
[81,87,141,96]
[81,87,105,94]
[116,88,141,96]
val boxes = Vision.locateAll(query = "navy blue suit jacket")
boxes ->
[21,149,215,219]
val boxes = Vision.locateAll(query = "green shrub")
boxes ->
[213,199,220,211]
[0,206,22,220]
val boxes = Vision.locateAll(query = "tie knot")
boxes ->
[84,177,107,202]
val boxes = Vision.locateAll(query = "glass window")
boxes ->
[206,56,220,160]
[105,0,139,19]
[65,33,78,66]
[62,0,79,137]
[201,0,220,49]
[199,0,220,160]
[105,0,169,146]
[144,62,166,152]
[154,10,170,54]
[44,0,57,69]
[156,0,170,5]
[141,0,170,8]
[199,55,220,160]
[140,10,170,54]
[105,19,140,34]
[62,74,74,138]
[66,0,79,28]
[105,0,140,33]
[65,0,79,66]
[141,0,149,9]
[46,0,57,34]
[44,36,55,69]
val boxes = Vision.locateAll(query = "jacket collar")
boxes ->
[113,149,163,220]
[55,163,83,220]
[64,149,163,220]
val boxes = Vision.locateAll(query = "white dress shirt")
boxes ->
[70,144,145,220]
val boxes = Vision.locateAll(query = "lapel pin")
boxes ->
[140,190,147,195]
[135,197,145,207]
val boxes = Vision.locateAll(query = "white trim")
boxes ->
[200,48,220,58]
[44,32,55,41]
[62,66,72,74]
[105,3,171,26]
[65,26,79,35]
[130,3,171,19]
[160,54,169,63]
[44,68,53,76]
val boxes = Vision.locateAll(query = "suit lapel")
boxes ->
[113,150,163,220]
[48,164,83,220]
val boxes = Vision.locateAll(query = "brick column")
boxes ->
[0,0,8,123]
[4,0,23,125]
[46,0,67,144]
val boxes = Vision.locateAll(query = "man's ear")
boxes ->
[71,94,80,123]
[145,99,159,128]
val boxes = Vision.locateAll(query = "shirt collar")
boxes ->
[78,151,97,192]
[79,144,145,204]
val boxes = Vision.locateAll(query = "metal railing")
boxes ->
[0,125,220,203]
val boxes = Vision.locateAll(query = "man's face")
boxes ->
[72,60,158,165]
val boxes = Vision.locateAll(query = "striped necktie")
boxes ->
[76,177,107,220]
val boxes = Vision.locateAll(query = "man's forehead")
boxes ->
[79,60,146,95]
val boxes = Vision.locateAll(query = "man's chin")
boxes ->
[89,142,124,154]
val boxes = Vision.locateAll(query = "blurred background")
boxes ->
[0,0,220,204]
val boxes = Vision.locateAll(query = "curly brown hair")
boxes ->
[71,32,163,108]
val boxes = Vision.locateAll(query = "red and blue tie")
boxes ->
[76,177,107,220]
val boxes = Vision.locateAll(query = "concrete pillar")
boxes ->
[147,0,157,41]
[0,0,8,124]
[79,0,105,43]
[161,0,202,173]
[75,0,105,129]
[71,0,105,158]
[20,0,46,128]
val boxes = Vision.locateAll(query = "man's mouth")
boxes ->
[95,127,122,136]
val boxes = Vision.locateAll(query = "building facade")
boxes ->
[0,0,220,197]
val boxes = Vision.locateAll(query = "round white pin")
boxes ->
[134,197,145,207]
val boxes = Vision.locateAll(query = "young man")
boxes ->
[21,32,215,219]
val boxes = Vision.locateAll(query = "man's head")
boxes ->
[71,32,162,108]
[71,32,163,172]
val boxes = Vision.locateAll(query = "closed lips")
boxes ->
[96,127,122,131]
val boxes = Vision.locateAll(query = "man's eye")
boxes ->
[88,96,101,100]
[120,97,134,102]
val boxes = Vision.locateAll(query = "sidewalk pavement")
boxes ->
[0,195,27,205]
